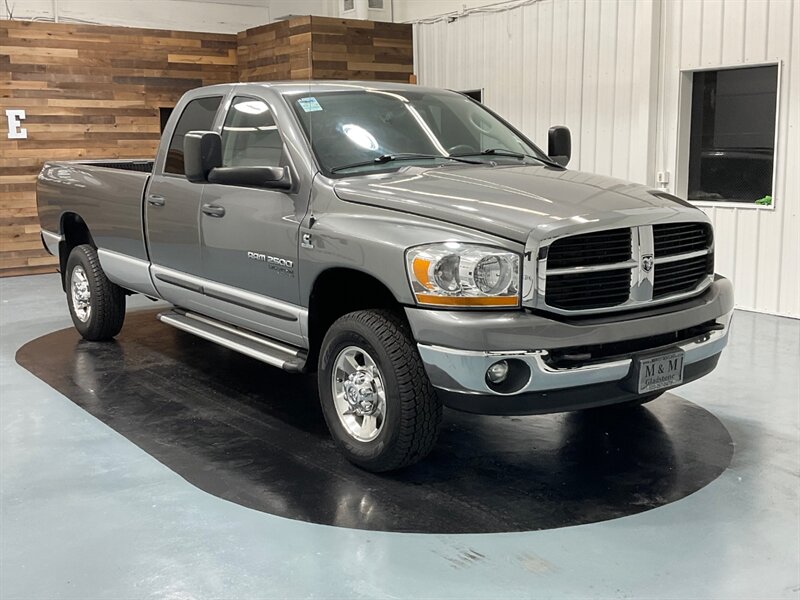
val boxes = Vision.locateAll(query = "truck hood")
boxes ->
[333,164,703,243]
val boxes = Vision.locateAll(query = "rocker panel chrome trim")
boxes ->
[97,249,158,296]
[149,265,305,323]
[41,229,63,259]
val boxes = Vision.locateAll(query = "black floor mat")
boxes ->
[16,309,734,533]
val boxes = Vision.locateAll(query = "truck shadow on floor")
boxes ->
[16,309,734,534]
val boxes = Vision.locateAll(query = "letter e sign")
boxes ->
[6,109,27,139]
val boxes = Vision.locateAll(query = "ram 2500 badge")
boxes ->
[37,82,734,472]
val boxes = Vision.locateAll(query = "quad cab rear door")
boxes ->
[145,94,223,303]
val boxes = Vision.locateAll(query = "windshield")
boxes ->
[288,89,549,176]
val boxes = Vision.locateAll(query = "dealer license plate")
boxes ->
[637,351,684,394]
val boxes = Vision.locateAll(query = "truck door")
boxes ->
[145,94,223,303]
[198,95,306,347]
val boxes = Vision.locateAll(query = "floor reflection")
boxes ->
[16,309,734,533]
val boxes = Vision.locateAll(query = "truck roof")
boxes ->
[190,80,449,96]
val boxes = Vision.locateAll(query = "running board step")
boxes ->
[157,310,307,373]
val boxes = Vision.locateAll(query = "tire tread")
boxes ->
[320,309,442,472]
[67,244,126,341]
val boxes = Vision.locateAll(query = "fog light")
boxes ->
[486,360,509,384]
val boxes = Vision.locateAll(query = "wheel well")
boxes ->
[59,213,94,290]
[307,268,401,370]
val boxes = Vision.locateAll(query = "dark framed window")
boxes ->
[688,65,778,204]
[159,107,174,133]
[221,97,284,168]
[460,89,483,103]
[164,96,222,175]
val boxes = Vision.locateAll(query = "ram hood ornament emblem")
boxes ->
[641,254,654,273]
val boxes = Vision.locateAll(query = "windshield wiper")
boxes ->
[330,153,482,173]
[452,148,526,160]
[452,148,563,167]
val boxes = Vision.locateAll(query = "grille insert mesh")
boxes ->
[543,223,713,312]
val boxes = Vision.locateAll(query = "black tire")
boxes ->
[65,244,126,341]
[318,309,442,472]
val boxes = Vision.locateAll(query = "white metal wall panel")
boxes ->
[656,0,799,317]
[414,0,660,183]
[414,0,798,317]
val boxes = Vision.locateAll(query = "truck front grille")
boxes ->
[546,269,631,310]
[653,254,713,299]
[540,222,714,314]
[547,228,632,269]
[653,222,712,257]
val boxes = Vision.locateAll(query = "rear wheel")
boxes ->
[65,244,126,341]
[318,309,442,472]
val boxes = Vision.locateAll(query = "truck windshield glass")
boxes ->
[289,90,548,176]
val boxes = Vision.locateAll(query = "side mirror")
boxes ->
[207,166,293,190]
[548,126,571,167]
[184,130,222,183]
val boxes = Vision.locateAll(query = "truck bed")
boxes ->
[37,159,153,262]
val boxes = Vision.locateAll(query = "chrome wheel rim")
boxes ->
[70,265,91,323]
[331,345,386,442]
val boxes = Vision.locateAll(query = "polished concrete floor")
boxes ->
[1,274,799,599]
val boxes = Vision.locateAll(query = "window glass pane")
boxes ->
[688,65,777,203]
[221,97,283,168]
[290,89,547,176]
[159,107,173,134]
[164,96,222,175]
[460,89,483,103]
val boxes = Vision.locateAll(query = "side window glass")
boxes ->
[164,96,222,175]
[221,97,284,168]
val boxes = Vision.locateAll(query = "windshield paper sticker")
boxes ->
[298,97,323,112]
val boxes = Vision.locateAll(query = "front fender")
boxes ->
[298,202,524,307]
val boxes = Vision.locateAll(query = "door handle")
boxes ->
[147,194,165,207]
[202,204,226,218]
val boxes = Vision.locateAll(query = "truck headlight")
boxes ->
[406,243,521,307]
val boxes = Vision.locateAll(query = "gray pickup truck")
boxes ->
[37,81,734,471]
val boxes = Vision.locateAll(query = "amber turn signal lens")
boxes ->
[412,257,432,289]
[414,294,519,307]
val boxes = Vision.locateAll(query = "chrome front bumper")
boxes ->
[417,310,733,397]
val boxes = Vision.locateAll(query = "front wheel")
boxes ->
[318,309,442,472]
[65,244,126,341]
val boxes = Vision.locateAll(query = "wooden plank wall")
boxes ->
[238,16,412,82]
[237,16,313,81]
[309,16,412,82]
[1,16,412,277]
[0,20,238,276]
